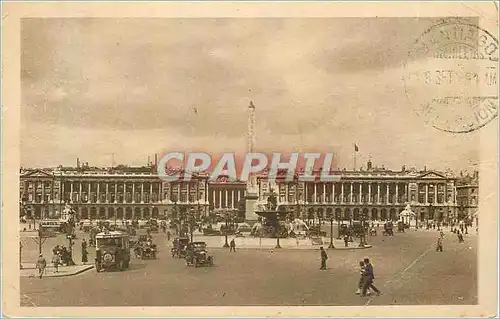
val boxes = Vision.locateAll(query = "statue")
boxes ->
[267,191,278,211]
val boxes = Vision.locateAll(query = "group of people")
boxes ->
[319,247,381,297]
[51,244,75,269]
[35,244,75,279]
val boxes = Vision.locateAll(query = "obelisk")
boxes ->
[245,101,259,222]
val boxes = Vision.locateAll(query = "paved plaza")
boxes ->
[19,228,477,307]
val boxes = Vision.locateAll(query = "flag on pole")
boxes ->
[354,144,359,152]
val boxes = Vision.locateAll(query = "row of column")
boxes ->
[24,182,55,203]
[299,183,408,205]
[169,182,206,203]
[65,181,159,204]
[421,183,447,204]
[212,189,244,209]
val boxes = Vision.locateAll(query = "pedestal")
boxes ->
[245,193,259,222]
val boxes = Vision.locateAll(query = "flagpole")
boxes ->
[354,148,357,171]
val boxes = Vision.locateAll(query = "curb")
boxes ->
[207,245,373,251]
[22,265,94,278]
[52,265,94,277]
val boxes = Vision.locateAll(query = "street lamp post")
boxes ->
[428,203,432,228]
[359,213,367,247]
[328,216,335,249]
[223,210,230,248]
[189,208,195,243]
[275,213,281,249]
[336,212,342,239]
[173,200,179,236]
[66,234,76,266]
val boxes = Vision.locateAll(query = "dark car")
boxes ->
[185,242,214,267]
[136,241,157,259]
[94,231,131,272]
[203,225,221,236]
[350,221,366,238]
[383,222,394,236]
[339,223,349,237]
[146,219,159,232]
[306,225,327,237]
[133,235,156,259]
[171,236,190,258]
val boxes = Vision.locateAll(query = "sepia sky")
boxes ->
[21,18,480,171]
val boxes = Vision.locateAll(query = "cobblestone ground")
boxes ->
[19,228,477,306]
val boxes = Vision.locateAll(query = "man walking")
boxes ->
[36,254,47,279]
[229,238,236,252]
[436,236,444,252]
[361,258,381,296]
[320,247,328,270]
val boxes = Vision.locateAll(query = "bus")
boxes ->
[39,220,65,236]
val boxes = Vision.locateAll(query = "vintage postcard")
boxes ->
[2,2,498,318]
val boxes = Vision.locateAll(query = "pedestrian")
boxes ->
[167,231,171,242]
[36,254,47,279]
[82,246,88,264]
[457,231,464,243]
[355,261,371,295]
[52,252,60,273]
[436,236,443,252]
[343,234,349,247]
[361,258,381,297]
[229,238,236,252]
[440,230,444,239]
[81,239,87,251]
[319,247,328,270]
[52,245,60,256]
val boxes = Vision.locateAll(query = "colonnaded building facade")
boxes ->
[19,160,462,223]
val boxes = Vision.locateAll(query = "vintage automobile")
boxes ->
[350,221,366,238]
[306,225,327,237]
[383,222,394,236]
[171,236,190,258]
[185,242,214,267]
[339,223,349,237]
[94,231,131,272]
[133,234,157,259]
[146,219,159,232]
[135,241,157,259]
[203,225,222,236]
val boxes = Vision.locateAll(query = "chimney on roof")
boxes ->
[367,160,372,170]
[402,165,406,172]
[155,154,158,168]
[148,156,150,167]
[424,166,427,172]
[77,158,80,168]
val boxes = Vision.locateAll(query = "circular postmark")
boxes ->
[403,18,498,133]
